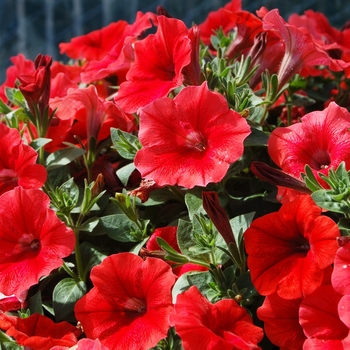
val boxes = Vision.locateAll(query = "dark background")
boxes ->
[1,0,349,81]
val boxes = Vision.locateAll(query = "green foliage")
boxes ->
[303,162,350,215]
[53,278,87,322]
[110,127,141,160]
[45,146,86,171]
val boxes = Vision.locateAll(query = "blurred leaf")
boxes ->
[99,214,141,242]
[116,162,135,186]
[110,127,141,160]
[27,290,44,315]
[30,138,52,151]
[243,127,268,147]
[45,147,85,171]
[80,242,108,277]
[53,278,86,322]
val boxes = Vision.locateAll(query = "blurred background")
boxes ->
[0,0,349,82]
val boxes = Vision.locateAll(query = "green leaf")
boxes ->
[27,290,44,315]
[0,341,22,350]
[338,217,350,231]
[53,278,86,322]
[176,219,196,257]
[29,138,52,151]
[312,190,350,214]
[0,98,12,114]
[230,212,255,247]
[235,271,257,299]
[302,164,323,191]
[80,242,108,277]
[45,147,86,171]
[79,216,100,232]
[130,237,149,254]
[184,192,206,220]
[99,214,141,242]
[116,162,136,186]
[243,127,268,147]
[5,87,25,105]
[157,237,190,264]
[172,271,214,303]
[110,127,141,160]
[59,177,80,209]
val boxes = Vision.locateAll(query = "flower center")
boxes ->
[0,169,18,185]
[185,131,207,152]
[124,297,146,318]
[293,237,310,254]
[19,234,41,252]
[310,149,331,170]
[30,239,41,251]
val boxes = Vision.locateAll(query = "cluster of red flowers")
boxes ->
[1,0,350,349]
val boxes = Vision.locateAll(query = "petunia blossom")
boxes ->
[0,53,35,103]
[244,195,340,299]
[0,312,81,350]
[170,285,263,349]
[59,21,129,61]
[80,11,157,85]
[332,237,350,295]
[50,84,134,149]
[0,123,47,196]
[51,338,109,350]
[134,82,251,189]
[18,53,52,118]
[74,252,175,350]
[262,9,330,90]
[197,0,242,46]
[0,187,76,298]
[257,292,306,349]
[115,15,195,113]
[268,101,350,186]
[300,285,350,348]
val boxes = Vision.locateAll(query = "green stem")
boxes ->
[73,232,85,282]
[186,258,211,269]
[259,103,270,125]
[67,214,86,283]
[62,261,80,282]
[0,330,15,343]
[167,186,185,202]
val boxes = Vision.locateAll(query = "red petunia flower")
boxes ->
[288,10,350,76]
[257,292,306,349]
[332,238,350,295]
[50,85,134,148]
[59,21,129,61]
[74,253,175,350]
[244,195,340,299]
[262,9,330,90]
[169,286,263,349]
[51,338,109,350]
[225,11,263,60]
[300,285,350,348]
[0,187,76,298]
[80,12,156,85]
[115,15,194,113]
[268,102,350,186]
[145,226,208,276]
[134,82,251,188]
[0,123,47,196]
[0,312,81,350]
[0,53,35,103]
[197,0,242,46]
[0,294,25,312]
[18,54,52,117]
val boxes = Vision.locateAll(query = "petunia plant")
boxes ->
[2,0,350,349]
